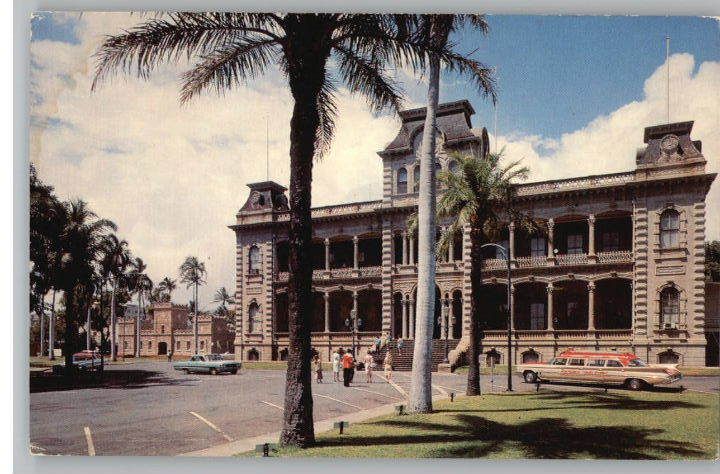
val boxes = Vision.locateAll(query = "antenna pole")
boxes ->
[666,35,670,123]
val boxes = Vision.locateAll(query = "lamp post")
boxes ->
[480,243,513,392]
[345,309,363,356]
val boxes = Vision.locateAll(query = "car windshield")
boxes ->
[627,359,647,367]
[550,358,567,365]
[207,354,222,361]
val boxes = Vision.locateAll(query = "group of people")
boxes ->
[311,344,394,387]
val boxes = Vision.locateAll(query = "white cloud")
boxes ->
[489,53,720,240]
[30,14,720,311]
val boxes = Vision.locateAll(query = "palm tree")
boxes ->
[409,14,495,414]
[179,256,207,354]
[435,146,530,395]
[129,257,153,357]
[101,234,130,361]
[92,12,487,447]
[212,286,234,314]
[54,200,117,380]
[158,277,177,302]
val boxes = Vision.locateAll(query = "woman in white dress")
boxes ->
[332,349,341,382]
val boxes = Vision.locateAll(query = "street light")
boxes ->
[344,309,363,356]
[480,242,513,392]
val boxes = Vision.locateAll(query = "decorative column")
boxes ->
[408,298,415,338]
[508,221,516,263]
[353,235,359,269]
[441,298,448,337]
[324,238,330,271]
[547,218,556,265]
[324,292,330,332]
[402,298,408,338]
[587,282,595,331]
[509,284,515,331]
[448,233,455,263]
[409,235,415,265]
[588,214,596,262]
[547,282,554,331]
[402,230,408,265]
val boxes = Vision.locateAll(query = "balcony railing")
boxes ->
[277,266,382,282]
[481,329,633,341]
[597,250,633,264]
[556,253,589,266]
[515,256,549,268]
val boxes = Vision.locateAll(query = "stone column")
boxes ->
[587,282,595,331]
[547,219,555,264]
[353,235,359,269]
[588,214,596,261]
[409,236,415,265]
[402,298,408,338]
[402,230,408,265]
[448,233,455,263]
[509,284,515,331]
[441,298,448,337]
[508,221,516,262]
[449,298,457,338]
[324,238,330,271]
[324,292,330,332]
[547,282,554,331]
[409,298,415,338]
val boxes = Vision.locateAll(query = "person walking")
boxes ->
[364,351,374,383]
[342,350,355,387]
[384,350,394,382]
[397,337,404,353]
[314,355,323,383]
[167,349,173,363]
[331,349,341,382]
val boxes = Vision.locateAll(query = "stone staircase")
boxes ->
[371,339,460,372]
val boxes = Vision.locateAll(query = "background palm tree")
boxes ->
[54,200,117,379]
[179,256,207,353]
[101,234,130,361]
[129,257,153,357]
[213,287,236,333]
[435,146,530,395]
[157,276,177,302]
[409,14,495,414]
[92,12,486,447]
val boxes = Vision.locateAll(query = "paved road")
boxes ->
[29,362,719,456]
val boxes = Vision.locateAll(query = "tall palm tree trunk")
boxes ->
[64,289,80,384]
[467,225,485,395]
[409,49,441,414]
[110,281,117,361]
[194,283,199,353]
[135,292,141,357]
[49,289,56,360]
[86,306,92,350]
[280,37,327,447]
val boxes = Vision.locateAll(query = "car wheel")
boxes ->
[524,371,537,383]
[230,369,238,375]
[627,378,643,391]
[210,368,218,375]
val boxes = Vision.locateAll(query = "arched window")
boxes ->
[248,302,260,333]
[248,245,261,275]
[396,168,408,194]
[413,164,420,192]
[660,287,680,328]
[660,209,679,248]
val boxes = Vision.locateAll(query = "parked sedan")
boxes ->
[173,354,241,375]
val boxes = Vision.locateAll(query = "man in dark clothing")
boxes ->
[342,351,355,387]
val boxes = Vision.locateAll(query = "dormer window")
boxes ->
[249,245,261,275]
[660,209,679,248]
[396,168,407,194]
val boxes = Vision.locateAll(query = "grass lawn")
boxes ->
[246,390,719,459]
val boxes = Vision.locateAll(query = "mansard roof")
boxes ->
[380,99,480,156]
[636,120,704,169]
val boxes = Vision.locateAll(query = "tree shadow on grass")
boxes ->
[316,415,707,459]
[30,369,199,393]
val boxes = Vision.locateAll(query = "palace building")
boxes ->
[230,100,718,367]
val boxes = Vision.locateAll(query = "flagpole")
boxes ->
[666,35,670,123]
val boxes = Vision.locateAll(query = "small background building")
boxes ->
[117,302,234,357]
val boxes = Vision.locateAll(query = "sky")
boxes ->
[29,12,720,309]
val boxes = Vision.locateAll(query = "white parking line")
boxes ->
[260,400,284,410]
[374,374,408,397]
[83,426,95,456]
[349,386,404,401]
[189,411,233,442]
[315,393,363,410]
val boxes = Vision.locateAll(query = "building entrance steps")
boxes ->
[370,339,460,371]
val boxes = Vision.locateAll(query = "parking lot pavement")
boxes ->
[30,362,719,456]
